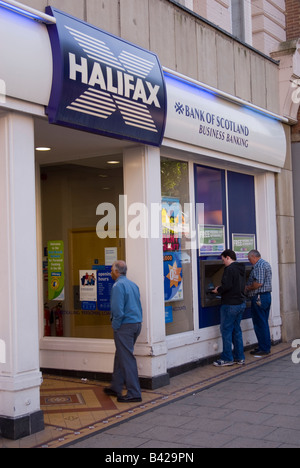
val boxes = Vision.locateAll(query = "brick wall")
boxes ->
[286,0,300,40]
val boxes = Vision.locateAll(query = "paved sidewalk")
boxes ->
[69,354,300,449]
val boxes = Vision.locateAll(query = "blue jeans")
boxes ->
[251,293,272,353]
[220,303,246,362]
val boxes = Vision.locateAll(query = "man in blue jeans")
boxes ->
[246,250,272,357]
[212,249,246,367]
[104,260,143,403]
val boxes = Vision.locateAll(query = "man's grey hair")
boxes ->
[112,260,127,276]
[248,250,261,258]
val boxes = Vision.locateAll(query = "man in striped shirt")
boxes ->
[246,250,272,356]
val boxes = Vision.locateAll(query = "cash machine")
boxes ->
[198,259,252,328]
[200,260,224,308]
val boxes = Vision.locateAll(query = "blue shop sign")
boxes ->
[46,7,167,146]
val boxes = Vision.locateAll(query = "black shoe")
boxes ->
[104,387,119,397]
[253,350,271,357]
[117,395,142,403]
[250,348,260,355]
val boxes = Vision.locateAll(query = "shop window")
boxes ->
[195,164,256,329]
[194,165,226,226]
[161,157,194,335]
[227,171,256,238]
[41,160,125,339]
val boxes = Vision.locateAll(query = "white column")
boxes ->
[0,113,44,439]
[123,145,169,387]
[255,172,282,342]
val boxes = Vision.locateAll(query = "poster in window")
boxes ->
[232,233,256,261]
[96,266,114,311]
[162,197,182,252]
[163,251,183,302]
[198,225,225,256]
[48,240,65,301]
[165,305,173,323]
[79,271,97,301]
[162,197,184,302]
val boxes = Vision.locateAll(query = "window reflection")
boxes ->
[194,165,224,226]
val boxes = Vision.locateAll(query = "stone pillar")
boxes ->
[123,145,169,389]
[276,125,300,342]
[0,112,44,439]
[271,40,300,342]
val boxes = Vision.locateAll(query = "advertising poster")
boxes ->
[163,251,183,302]
[165,305,173,324]
[79,270,97,310]
[96,266,114,311]
[162,197,182,252]
[198,225,225,256]
[48,240,65,301]
[233,233,256,261]
[162,197,184,302]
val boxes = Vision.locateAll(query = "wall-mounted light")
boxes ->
[0,0,56,24]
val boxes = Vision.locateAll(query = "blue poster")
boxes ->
[81,301,97,311]
[165,305,173,324]
[163,251,183,302]
[96,266,114,311]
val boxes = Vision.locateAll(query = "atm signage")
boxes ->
[46,7,166,146]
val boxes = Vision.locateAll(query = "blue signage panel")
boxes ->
[46,7,167,146]
[96,266,114,312]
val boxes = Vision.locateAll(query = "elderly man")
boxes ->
[246,250,272,357]
[104,260,143,403]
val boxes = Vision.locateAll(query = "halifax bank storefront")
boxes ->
[0,3,288,438]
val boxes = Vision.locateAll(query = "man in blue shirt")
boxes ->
[246,250,272,356]
[104,260,143,403]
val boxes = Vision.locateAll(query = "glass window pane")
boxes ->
[161,157,194,336]
[41,159,124,339]
[194,165,224,226]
